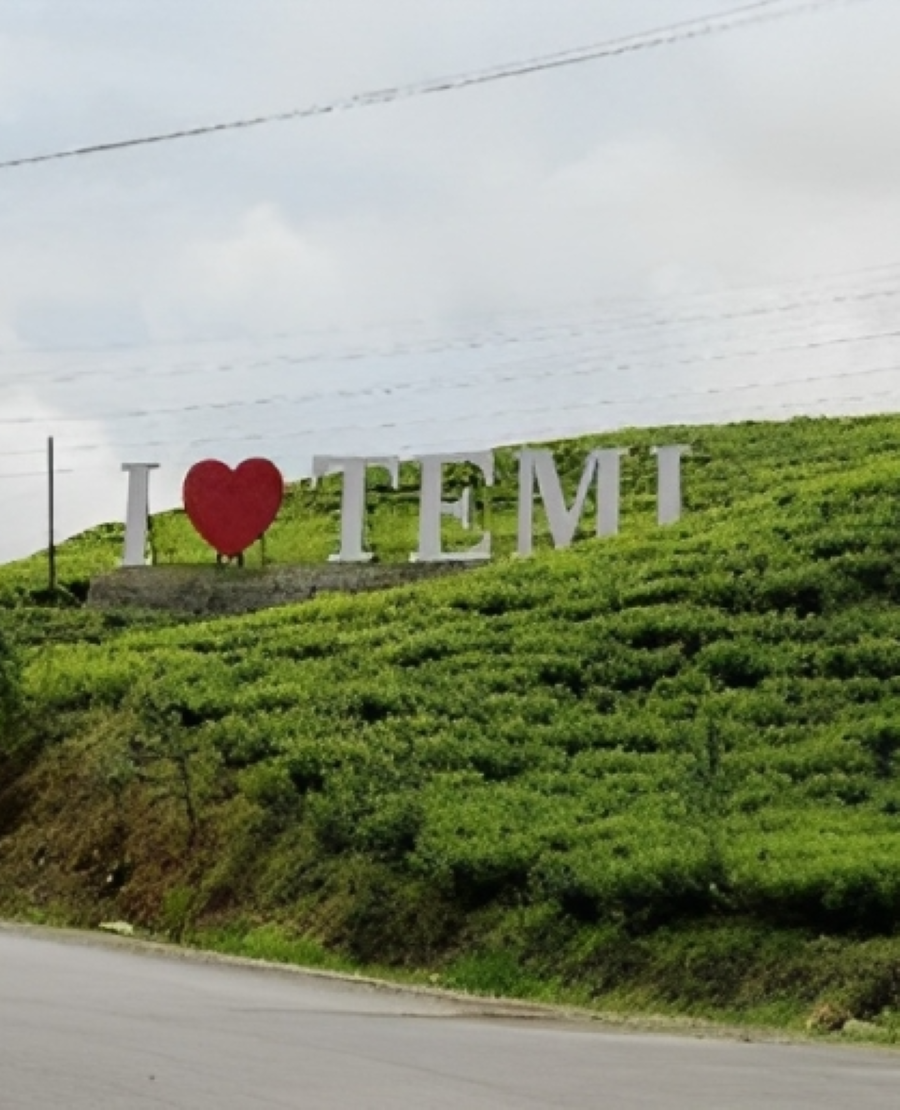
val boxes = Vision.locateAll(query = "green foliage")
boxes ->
[3,414,900,1028]
[0,628,19,726]
[0,626,22,770]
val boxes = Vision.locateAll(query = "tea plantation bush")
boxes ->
[2,414,900,1030]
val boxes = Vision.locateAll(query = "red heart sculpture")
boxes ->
[183,458,284,558]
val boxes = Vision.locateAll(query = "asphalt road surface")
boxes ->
[2,927,899,1109]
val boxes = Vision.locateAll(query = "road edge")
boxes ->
[1,918,895,1052]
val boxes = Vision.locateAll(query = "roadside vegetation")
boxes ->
[1,414,899,1042]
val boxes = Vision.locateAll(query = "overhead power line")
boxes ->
[0,0,870,171]
[2,381,899,490]
[1,319,897,431]
[3,263,898,393]
[2,256,898,361]
[2,298,899,435]
[1,359,898,470]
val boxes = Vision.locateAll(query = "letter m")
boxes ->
[517,448,626,556]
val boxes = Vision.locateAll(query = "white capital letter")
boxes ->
[121,463,159,567]
[313,456,400,563]
[412,452,494,563]
[517,448,627,556]
[652,445,691,525]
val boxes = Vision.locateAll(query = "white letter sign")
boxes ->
[412,452,494,563]
[121,463,159,567]
[126,439,694,572]
[517,448,627,556]
[652,445,691,525]
[313,456,400,563]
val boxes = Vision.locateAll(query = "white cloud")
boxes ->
[0,0,899,558]
[145,204,344,337]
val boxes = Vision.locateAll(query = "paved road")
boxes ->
[2,927,898,1109]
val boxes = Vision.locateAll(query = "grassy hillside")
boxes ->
[2,414,900,1039]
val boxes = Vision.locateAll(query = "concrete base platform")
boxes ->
[87,562,477,616]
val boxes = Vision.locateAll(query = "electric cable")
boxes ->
[2,317,897,432]
[2,359,896,470]
[2,254,899,364]
[0,0,871,170]
[4,263,897,393]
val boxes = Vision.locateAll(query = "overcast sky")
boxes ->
[0,0,897,561]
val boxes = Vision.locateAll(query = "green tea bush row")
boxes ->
[6,414,900,939]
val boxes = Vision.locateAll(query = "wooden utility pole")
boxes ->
[47,436,57,595]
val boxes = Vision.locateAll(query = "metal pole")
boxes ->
[48,436,57,594]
